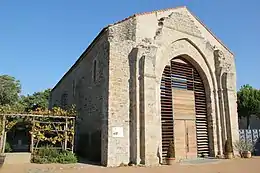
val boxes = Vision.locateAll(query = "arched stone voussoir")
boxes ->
[149,38,220,157]
[154,38,215,92]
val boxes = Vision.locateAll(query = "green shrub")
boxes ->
[32,145,77,164]
[5,142,12,153]
[167,140,175,158]
[37,145,60,157]
[32,146,59,164]
[32,155,51,164]
[224,140,233,153]
[234,140,253,155]
[57,150,77,164]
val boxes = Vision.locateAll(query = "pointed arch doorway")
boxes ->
[160,56,210,160]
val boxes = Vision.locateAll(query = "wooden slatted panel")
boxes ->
[171,60,209,157]
[171,61,193,91]
[193,68,209,157]
[160,65,174,158]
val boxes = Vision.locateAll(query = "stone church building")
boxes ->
[50,7,239,167]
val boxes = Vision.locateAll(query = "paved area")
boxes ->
[1,157,260,173]
[178,157,221,165]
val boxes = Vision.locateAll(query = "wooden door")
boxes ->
[160,58,209,160]
[173,89,197,159]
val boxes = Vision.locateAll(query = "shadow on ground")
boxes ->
[77,157,101,166]
[254,138,260,156]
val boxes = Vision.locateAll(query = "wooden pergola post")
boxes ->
[71,118,75,152]
[1,115,6,153]
[30,117,35,153]
[64,117,68,150]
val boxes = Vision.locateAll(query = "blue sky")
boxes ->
[0,0,259,95]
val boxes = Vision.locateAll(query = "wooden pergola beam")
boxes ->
[0,113,76,153]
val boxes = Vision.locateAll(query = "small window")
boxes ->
[93,60,97,82]
[72,80,76,97]
[61,93,68,109]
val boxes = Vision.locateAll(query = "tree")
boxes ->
[237,84,260,129]
[20,89,51,112]
[0,75,21,106]
[0,74,51,113]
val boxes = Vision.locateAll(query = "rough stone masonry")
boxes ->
[50,6,239,167]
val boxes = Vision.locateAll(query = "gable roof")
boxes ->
[111,6,233,55]
[52,6,233,92]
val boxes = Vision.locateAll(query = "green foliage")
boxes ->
[167,140,175,158]
[31,117,75,148]
[234,140,253,154]
[0,106,76,150]
[0,74,75,115]
[20,89,51,112]
[32,146,77,164]
[56,150,78,164]
[0,88,52,114]
[237,84,260,128]
[0,75,51,114]
[0,74,76,155]
[0,75,21,106]
[32,146,59,163]
[224,140,233,153]
[4,142,12,153]
[0,102,25,114]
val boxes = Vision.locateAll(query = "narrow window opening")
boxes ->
[72,80,76,97]
[93,60,97,82]
[61,93,68,109]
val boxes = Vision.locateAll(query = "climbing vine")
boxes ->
[30,118,75,150]
[0,105,76,153]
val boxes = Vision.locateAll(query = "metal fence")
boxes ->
[239,129,260,155]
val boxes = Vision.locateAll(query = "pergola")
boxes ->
[0,113,75,153]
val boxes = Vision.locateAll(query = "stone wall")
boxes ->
[106,17,137,166]
[50,6,239,167]
[50,31,109,163]
[105,7,238,166]
[130,7,238,164]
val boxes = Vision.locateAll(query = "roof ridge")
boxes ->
[135,6,186,16]
[109,6,186,26]
[187,10,234,55]
[108,6,233,55]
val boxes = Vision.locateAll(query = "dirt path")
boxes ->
[1,157,259,173]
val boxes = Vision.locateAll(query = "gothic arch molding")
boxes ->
[154,39,216,128]
[140,38,220,163]
[155,38,216,90]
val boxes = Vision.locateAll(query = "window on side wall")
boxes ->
[72,80,76,97]
[93,59,97,83]
[61,93,68,109]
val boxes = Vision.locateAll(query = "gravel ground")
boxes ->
[1,157,259,173]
